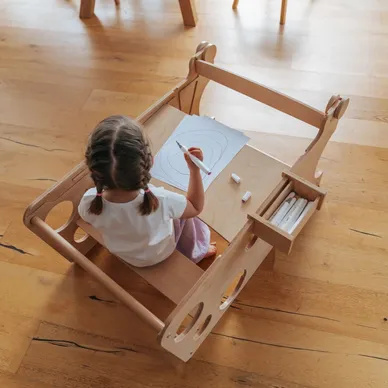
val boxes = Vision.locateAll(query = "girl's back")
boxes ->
[78,186,186,267]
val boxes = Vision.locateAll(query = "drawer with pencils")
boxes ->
[248,171,326,254]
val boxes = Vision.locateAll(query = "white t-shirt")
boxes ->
[78,186,187,267]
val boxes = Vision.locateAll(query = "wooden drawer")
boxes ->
[248,171,326,254]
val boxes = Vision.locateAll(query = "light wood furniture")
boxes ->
[280,0,288,24]
[23,42,348,362]
[233,0,289,25]
[80,0,197,27]
[80,0,121,18]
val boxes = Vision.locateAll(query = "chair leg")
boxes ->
[232,0,240,9]
[178,0,198,26]
[280,0,288,25]
[79,0,96,18]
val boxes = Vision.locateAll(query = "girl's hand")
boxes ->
[184,147,204,172]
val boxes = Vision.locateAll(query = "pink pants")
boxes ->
[173,218,211,264]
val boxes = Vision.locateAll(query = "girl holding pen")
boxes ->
[78,115,216,267]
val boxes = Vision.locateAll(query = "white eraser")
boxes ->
[231,173,241,184]
[242,191,251,203]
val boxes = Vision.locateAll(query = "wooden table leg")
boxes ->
[178,0,198,27]
[80,0,96,18]
[280,0,288,25]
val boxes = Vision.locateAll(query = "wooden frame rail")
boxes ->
[195,60,325,128]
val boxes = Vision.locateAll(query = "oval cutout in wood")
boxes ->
[74,227,88,243]
[45,201,74,231]
[175,302,204,343]
[219,270,247,310]
[245,234,258,251]
[194,315,212,340]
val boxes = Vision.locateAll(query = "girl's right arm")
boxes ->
[181,147,205,219]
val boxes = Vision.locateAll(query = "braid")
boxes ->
[139,141,153,188]
[89,175,104,215]
[138,138,159,216]
[85,123,117,215]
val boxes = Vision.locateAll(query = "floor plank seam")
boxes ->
[233,300,340,322]
[31,337,139,355]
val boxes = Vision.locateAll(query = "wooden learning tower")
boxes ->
[24,42,349,362]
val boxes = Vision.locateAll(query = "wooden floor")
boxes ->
[1,0,388,386]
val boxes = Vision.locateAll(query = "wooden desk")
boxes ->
[145,105,289,242]
[22,41,349,363]
[80,0,197,27]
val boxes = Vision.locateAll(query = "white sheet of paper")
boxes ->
[151,115,249,191]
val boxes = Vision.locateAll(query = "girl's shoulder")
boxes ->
[149,185,187,215]
[149,185,181,199]
[82,187,98,198]
[78,189,96,222]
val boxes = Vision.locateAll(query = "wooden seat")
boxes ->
[76,218,204,305]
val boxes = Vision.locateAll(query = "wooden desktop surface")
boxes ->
[145,105,288,242]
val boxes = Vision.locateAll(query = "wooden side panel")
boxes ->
[190,45,217,115]
[168,96,181,110]
[159,221,273,361]
[290,97,350,184]
[260,246,276,271]
[23,163,97,258]
[179,80,197,114]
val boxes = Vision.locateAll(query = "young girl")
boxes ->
[78,115,216,267]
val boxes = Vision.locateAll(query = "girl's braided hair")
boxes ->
[85,115,159,216]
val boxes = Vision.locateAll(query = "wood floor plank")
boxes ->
[0,309,38,373]
[16,322,310,388]
[16,318,388,388]
[0,371,55,388]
